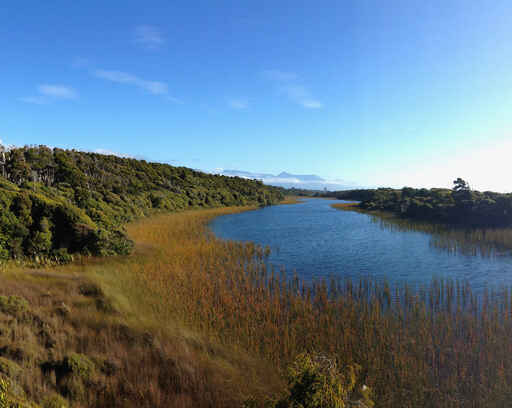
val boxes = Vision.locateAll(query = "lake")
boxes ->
[210,198,512,291]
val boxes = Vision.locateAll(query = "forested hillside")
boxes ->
[327,179,512,227]
[0,144,283,262]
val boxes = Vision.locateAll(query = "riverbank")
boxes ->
[0,206,285,407]
[3,205,512,406]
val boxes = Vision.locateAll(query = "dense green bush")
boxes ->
[55,353,96,402]
[244,353,374,408]
[0,145,284,261]
[326,179,512,227]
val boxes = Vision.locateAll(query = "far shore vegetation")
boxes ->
[330,182,512,257]
[326,178,512,228]
[277,195,304,205]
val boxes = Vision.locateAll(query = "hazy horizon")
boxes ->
[2,1,512,192]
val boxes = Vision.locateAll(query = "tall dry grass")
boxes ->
[3,206,512,406]
[123,208,512,407]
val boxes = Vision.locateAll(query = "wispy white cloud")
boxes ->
[263,69,323,109]
[93,69,182,103]
[216,169,357,190]
[134,25,164,49]
[18,96,48,105]
[227,98,249,110]
[279,85,323,109]
[19,84,77,105]
[38,84,77,99]
[94,69,167,94]
[166,96,184,104]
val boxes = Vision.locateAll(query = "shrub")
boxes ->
[273,353,373,408]
[0,296,29,317]
[78,283,103,298]
[61,353,95,381]
[56,353,96,402]
[0,359,21,381]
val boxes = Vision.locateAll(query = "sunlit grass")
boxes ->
[0,207,283,407]
[3,205,512,406]
[105,207,512,406]
[279,195,304,205]
[331,202,360,211]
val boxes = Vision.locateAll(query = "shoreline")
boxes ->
[3,204,512,406]
[331,200,512,256]
[0,205,284,407]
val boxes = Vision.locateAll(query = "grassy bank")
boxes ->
[330,202,360,211]
[0,206,283,407]
[278,196,303,205]
[3,206,512,406]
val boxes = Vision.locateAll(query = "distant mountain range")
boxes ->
[216,169,359,191]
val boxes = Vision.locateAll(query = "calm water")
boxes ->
[210,198,512,291]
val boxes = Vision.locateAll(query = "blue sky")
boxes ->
[2,1,512,191]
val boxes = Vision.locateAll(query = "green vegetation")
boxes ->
[281,188,323,197]
[330,180,512,256]
[0,145,283,262]
[326,179,512,227]
[332,201,512,256]
[0,207,285,408]
[279,353,372,408]
[245,353,373,408]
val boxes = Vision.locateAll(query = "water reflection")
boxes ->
[368,212,512,258]
[211,198,512,291]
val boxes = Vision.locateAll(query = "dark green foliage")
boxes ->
[327,179,512,227]
[276,353,363,408]
[281,188,322,197]
[60,353,95,381]
[0,145,283,261]
[55,353,96,402]
[245,353,374,408]
[323,189,379,202]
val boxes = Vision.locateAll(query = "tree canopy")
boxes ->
[0,144,284,262]
[325,181,512,227]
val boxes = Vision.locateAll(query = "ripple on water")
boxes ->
[210,198,512,292]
